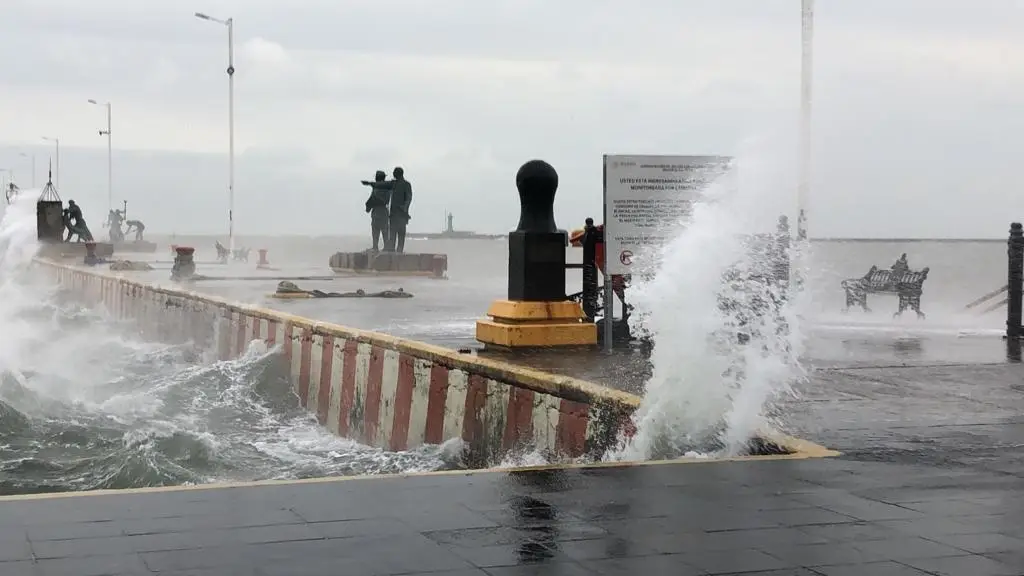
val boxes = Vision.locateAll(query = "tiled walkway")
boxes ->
[1,454,1022,575]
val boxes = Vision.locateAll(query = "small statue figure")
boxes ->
[124,219,146,241]
[214,241,230,263]
[360,170,392,252]
[64,200,94,242]
[891,253,909,275]
[106,209,125,243]
[386,166,413,253]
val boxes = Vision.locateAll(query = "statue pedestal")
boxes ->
[329,251,447,279]
[112,241,157,254]
[38,242,114,260]
[475,300,597,348]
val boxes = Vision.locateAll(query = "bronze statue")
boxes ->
[125,219,146,241]
[64,200,94,242]
[360,170,391,251]
[385,166,412,253]
[106,209,125,243]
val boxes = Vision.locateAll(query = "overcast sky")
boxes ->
[1,0,1023,237]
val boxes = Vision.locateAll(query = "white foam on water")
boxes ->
[609,137,810,460]
[0,197,451,492]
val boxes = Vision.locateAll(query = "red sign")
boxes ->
[619,250,633,266]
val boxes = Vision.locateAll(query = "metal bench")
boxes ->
[841,265,930,318]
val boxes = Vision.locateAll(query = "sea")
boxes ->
[0,196,1013,494]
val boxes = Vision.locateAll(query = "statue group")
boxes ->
[62,200,94,242]
[360,166,413,253]
[105,208,146,243]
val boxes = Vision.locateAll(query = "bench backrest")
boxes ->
[864,266,929,289]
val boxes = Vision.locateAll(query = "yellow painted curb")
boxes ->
[0,436,839,503]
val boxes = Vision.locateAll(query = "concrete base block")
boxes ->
[329,251,447,279]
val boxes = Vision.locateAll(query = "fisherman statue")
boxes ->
[64,200,94,242]
[360,170,391,252]
[386,166,413,253]
[124,219,146,241]
[359,166,413,253]
[106,209,125,243]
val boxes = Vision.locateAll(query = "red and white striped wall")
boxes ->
[36,259,638,463]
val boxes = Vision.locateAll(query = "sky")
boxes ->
[1,0,1023,238]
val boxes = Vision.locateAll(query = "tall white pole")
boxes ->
[227,18,235,253]
[89,100,114,211]
[195,12,236,252]
[797,0,814,242]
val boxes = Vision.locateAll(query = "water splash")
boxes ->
[614,139,809,460]
[0,195,453,495]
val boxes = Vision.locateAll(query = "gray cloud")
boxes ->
[1,0,1023,238]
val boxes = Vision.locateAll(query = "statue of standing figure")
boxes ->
[360,170,391,252]
[359,166,413,253]
[106,209,125,243]
[64,200,94,242]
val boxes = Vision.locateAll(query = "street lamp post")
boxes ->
[42,136,60,189]
[88,99,113,212]
[797,0,814,242]
[195,11,236,252]
[19,153,35,188]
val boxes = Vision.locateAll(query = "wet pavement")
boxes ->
[2,328,1023,575]
[2,448,1023,576]
[43,250,1024,574]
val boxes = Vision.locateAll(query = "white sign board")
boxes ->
[603,154,732,275]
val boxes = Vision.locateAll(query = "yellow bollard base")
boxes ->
[475,300,598,348]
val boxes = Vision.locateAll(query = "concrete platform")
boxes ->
[2,454,1023,576]
[329,251,448,279]
[112,241,158,254]
[38,242,115,260]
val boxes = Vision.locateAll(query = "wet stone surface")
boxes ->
[2,451,1024,575]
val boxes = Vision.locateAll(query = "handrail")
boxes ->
[964,285,1008,310]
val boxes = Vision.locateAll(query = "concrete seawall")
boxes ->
[35,258,639,466]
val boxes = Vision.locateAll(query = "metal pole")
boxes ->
[1007,223,1023,340]
[107,103,113,212]
[227,18,236,253]
[797,0,814,242]
[602,156,613,352]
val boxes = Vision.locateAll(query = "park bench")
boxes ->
[841,263,929,318]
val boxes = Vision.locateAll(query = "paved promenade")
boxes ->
[1,450,1022,576]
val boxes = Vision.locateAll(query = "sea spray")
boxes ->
[0,195,451,494]
[613,140,809,460]
[0,195,46,386]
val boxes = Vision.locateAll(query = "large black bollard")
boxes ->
[83,242,100,266]
[475,160,597,348]
[171,246,197,281]
[1007,223,1023,340]
[508,160,565,301]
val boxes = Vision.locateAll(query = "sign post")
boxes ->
[601,154,733,352]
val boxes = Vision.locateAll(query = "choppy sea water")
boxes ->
[0,193,1011,494]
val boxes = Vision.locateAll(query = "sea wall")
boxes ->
[35,259,638,466]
